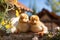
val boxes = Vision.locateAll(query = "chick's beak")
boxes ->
[34,20,36,23]
[23,19,28,22]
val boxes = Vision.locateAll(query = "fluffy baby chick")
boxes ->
[29,15,48,36]
[17,13,29,33]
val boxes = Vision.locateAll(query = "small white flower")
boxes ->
[11,27,17,33]
[32,36,38,40]
[55,27,60,30]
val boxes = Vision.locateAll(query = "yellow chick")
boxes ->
[17,13,29,33]
[29,15,48,36]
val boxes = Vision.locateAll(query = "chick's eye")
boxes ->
[35,19,37,21]
[31,19,34,21]
[20,17,23,19]
[25,18,27,19]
